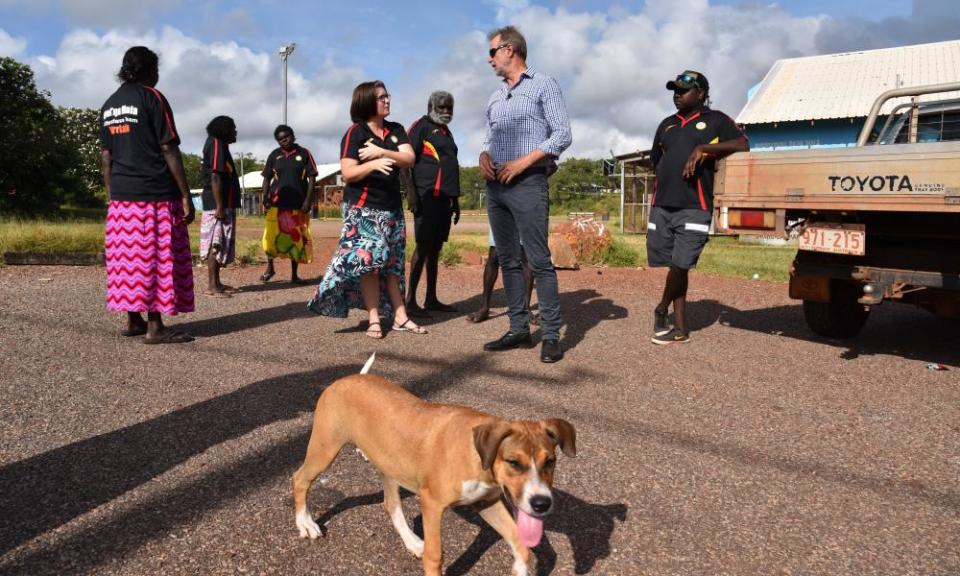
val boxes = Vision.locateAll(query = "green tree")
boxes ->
[549,158,605,203]
[458,166,485,210]
[0,57,77,215]
[234,152,264,178]
[57,106,104,207]
[181,152,203,190]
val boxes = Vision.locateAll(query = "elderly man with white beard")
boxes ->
[404,91,462,317]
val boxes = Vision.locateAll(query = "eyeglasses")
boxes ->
[376,94,391,102]
[676,73,698,85]
[488,43,511,58]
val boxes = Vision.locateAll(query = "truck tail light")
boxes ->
[729,209,775,230]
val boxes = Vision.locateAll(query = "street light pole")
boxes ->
[278,43,297,124]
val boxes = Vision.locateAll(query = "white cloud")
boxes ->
[15,0,960,166]
[0,28,27,57]
[402,1,826,161]
[27,26,363,163]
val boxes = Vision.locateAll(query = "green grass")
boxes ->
[603,237,641,267]
[0,219,105,261]
[615,233,795,281]
[1,216,797,281]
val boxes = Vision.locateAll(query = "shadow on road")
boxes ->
[0,352,585,574]
[0,362,356,560]
[559,289,629,352]
[310,487,626,576]
[175,301,310,337]
[447,490,627,576]
[688,299,959,368]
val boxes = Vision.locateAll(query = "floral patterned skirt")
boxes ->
[262,207,312,263]
[307,203,406,318]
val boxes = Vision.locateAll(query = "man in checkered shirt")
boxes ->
[479,25,572,364]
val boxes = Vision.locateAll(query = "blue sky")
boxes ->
[0,0,948,163]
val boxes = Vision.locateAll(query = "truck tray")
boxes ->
[715,141,960,213]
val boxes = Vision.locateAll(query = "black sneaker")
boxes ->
[654,308,672,336]
[651,328,690,345]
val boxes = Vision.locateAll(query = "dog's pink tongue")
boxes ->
[516,509,543,548]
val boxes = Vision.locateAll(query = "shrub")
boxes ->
[603,238,640,267]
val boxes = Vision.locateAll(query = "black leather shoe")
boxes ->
[540,339,564,363]
[484,331,533,351]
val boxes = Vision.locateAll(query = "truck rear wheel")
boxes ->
[802,281,870,338]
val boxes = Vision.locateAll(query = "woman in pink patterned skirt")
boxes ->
[100,46,196,344]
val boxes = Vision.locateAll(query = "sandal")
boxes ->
[143,330,195,345]
[365,322,384,340]
[392,318,428,334]
[259,270,275,283]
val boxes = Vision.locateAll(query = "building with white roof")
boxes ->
[738,40,960,150]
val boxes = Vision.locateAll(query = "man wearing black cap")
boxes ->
[648,70,748,344]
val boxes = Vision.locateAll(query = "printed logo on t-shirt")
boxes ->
[695,122,707,130]
[296,155,302,162]
[103,104,139,136]
[390,135,398,144]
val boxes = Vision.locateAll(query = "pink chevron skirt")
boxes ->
[105,200,195,315]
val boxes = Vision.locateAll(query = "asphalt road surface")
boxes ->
[0,261,957,575]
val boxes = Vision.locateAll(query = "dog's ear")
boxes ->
[542,419,577,457]
[473,421,514,470]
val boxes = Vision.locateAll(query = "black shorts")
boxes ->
[646,206,712,270]
[413,195,453,246]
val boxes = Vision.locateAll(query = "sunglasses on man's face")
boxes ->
[488,43,510,58]
[676,73,699,85]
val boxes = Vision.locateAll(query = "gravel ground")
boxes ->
[0,256,958,576]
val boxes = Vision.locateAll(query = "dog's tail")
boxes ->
[360,352,376,375]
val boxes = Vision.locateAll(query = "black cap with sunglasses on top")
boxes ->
[666,70,709,93]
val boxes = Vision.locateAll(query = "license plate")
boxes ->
[798,223,865,256]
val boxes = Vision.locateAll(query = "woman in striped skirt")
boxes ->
[100,46,196,344]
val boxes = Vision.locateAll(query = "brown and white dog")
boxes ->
[292,353,576,576]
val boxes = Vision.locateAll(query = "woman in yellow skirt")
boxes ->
[260,124,316,284]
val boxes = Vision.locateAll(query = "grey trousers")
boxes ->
[486,173,562,340]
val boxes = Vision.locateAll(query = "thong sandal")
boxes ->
[121,326,148,337]
[365,322,383,340]
[143,330,195,345]
[392,318,428,334]
[259,270,275,283]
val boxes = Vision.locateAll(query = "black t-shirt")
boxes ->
[408,115,460,198]
[201,136,241,211]
[261,144,318,209]
[99,82,181,202]
[651,107,744,212]
[340,120,410,211]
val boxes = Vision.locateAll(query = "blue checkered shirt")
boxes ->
[483,66,572,166]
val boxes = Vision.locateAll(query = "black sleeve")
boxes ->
[209,138,230,173]
[302,147,319,177]
[340,124,362,161]
[650,122,664,168]
[99,107,111,152]
[407,118,425,159]
[261,150,275,179]
[392,122,411,147]
[146,87,180,146]
[714,112,745,143]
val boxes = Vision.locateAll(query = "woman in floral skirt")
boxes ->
[308,81,426,339]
